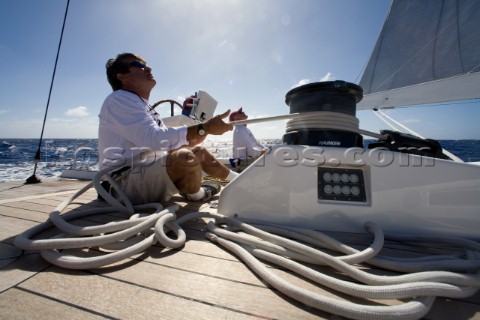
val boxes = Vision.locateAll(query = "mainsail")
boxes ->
[357,0,480,110]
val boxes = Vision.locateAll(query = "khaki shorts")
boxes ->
[113,155,179,205]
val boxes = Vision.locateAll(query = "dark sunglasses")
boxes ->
[129,61,147,69]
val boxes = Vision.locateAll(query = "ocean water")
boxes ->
[0,139,98,182]
[1,138,479,183]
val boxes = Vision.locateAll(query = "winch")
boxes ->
[218,81,480,239]
[282,80,364,148]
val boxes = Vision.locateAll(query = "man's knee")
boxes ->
[166,149,202,185]
[171,148,199,167]
[190,145,209,157]
[191,146,220,167]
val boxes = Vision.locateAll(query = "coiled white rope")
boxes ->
[285,111,385,139]
[231,111,385,139]
[13,171,480,320]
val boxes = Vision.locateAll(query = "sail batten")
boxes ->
[358,0,480,109]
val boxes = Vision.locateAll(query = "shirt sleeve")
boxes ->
[233,126,267,158]
[102,91,188,151]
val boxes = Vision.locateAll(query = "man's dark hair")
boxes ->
[106,53,145,91]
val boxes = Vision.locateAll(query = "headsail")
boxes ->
[357,0,480,110]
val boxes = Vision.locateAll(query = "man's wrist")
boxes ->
[197,123,207,136]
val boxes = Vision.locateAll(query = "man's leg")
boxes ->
[190,146,230,179]
[166,147,237,201]
[166,148,203,194]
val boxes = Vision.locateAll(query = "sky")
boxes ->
[0,0,479,141]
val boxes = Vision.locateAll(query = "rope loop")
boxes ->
[13,173,480,319]
[154,210,186,248]
[285,110,386,140]
[93,165,135,215]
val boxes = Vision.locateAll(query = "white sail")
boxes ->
[357,0,480,110]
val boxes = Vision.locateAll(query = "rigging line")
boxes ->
[377,109,424,139]
[376,109,464,163]
[26,0,71,184]
[371,109,400,132]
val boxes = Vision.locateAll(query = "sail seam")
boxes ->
[456,0,466,73]
[432,0,445,80]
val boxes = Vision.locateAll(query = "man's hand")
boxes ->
[186,110,233,147]
[204,110,233,135]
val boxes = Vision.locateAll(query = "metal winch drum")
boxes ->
[282,81,364,148]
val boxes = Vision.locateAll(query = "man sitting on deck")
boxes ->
[98,53,239,204]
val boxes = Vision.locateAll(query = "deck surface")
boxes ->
[1,178,479,319]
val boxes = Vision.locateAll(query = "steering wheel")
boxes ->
[152,99,183,117]
[151,99,183,117]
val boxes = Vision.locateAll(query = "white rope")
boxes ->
[231,111,386,139]
[372,109,401,131]
[93,164,135,214]
[286,111,385,139]
[374,109,464,162]
[233,109,463,163]
[13,175,480,319]
[207,233,437,320]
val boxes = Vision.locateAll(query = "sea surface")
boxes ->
[1,138,479,183]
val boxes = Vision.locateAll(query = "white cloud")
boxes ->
[292,79,310,88]
[65,106,89,117]
[291,73,334,89]
[320,72,334,81]
[0,109,9,115]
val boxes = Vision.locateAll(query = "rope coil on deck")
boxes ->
[13,169,480,320]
